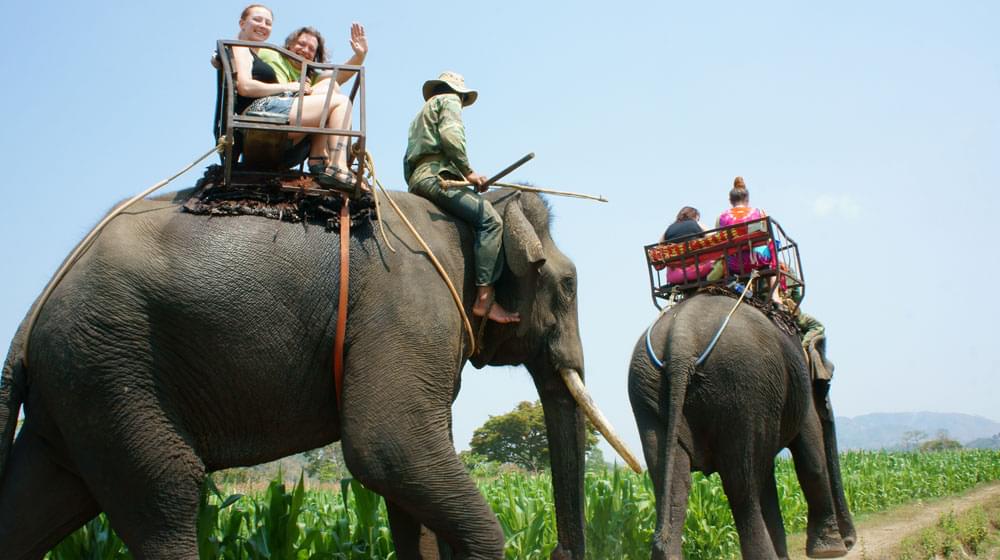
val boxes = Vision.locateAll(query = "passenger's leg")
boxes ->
[326,98,353,171]
[288,93,351,163]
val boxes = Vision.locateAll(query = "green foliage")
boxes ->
[47,516,130,560]
[900,429,929,451]
[303,443,347,483]
[920,430,963,452]
[585,447,607,473]
[469,400,598,471]
[43,450,1000,560]
[459,450,501,478]
[897,501,1000,559]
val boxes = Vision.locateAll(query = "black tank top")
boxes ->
[235,49,278,115]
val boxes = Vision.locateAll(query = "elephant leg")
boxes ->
[719,455,779,560]
[815,385,856,549]
[788,409,847,559]
[343,435,503,559]
[635,406,688,560]
[0,427,100,560]
[759,462,789,560]
[72,422,205,560]
[341,386,504,559]
[386,499,453,560]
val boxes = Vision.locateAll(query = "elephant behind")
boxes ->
[0,187,624,559]
[629,294,854,560]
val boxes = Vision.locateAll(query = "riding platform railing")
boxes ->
[644,217,804,310]
[213,39,366,191]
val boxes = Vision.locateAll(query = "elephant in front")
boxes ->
[0,187,629,559]
[629,294,855,559]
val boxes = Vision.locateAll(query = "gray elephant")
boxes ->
[629,294,855,560]
[0,187,631,559]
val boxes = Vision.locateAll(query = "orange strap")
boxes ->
[333,195,350,405]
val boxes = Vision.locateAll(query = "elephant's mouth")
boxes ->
[559,368,642,473]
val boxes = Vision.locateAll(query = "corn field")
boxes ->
[45,449,1000,559]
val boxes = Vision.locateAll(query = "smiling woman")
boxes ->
[228,3,359,190]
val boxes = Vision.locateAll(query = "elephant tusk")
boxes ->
[560,369,643,473]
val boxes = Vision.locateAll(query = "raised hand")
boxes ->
[349,22,368,59]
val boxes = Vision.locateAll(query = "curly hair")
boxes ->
[284,26,327,63]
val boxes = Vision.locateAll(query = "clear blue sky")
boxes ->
[2,1,997,463]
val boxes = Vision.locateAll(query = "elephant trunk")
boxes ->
[538,378,587,560]
[560,369,643,473]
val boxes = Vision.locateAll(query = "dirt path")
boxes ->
[842,481,1000,559]
[786,481,1000,559]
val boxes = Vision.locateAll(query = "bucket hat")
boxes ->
[422,71,478,106]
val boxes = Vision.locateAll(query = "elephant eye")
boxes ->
[560,276,576,299]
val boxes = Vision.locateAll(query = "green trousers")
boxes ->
[410,176,505,286]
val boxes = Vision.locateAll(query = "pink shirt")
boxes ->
[717,206,767,227]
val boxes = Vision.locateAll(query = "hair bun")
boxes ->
[733,176,746,190]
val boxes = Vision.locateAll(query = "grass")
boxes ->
[43,449,1000,560]
[894,494,1000,559]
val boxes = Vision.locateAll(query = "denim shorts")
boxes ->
[245,94,294,117]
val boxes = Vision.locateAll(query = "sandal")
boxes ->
[307,157,359,195]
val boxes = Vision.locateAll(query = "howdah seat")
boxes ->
[212,39,368,191]
[644,217,804,309]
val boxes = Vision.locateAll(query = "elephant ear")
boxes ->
[503,195,546,276]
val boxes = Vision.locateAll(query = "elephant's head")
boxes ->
[473,190,638,559]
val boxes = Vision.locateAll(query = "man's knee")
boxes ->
[481,202,503,233]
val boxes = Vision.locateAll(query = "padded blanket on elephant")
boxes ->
[697,284,799,338]
[182,165,377,230]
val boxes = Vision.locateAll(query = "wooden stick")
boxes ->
[439,179,608,203]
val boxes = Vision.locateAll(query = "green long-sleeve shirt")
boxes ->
[797,312,825,349]
[403,93,474,188]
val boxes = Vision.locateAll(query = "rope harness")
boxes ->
[333,195,350,405]
[21,139,227,368]
[362,151,477,359]
[645,270,760,370]
[694,271,758,366]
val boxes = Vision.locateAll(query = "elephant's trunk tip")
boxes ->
[559,369,643,473]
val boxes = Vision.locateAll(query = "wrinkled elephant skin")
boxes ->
[629,295,854,559]
[0,188,597,560]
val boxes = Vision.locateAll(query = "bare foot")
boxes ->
[482,303,520,324]
[472,292,520,324]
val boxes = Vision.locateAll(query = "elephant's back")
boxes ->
[667,295,805,450]
[30,191,476,466]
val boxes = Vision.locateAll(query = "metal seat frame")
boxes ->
[213,39,367,190]
[644,217,805,310]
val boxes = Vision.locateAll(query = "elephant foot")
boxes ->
[838,518,857,550]
[651,540,682,560]
[806,523,848,558]
[549,543,574,560]
[806,516,848,558]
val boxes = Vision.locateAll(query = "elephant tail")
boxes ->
[653,346,694,541]
[0,325,29,480]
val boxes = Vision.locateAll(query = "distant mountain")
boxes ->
[966,434,1000,450]
[835,412,1000,451]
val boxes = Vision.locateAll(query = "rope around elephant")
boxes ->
[21,138,227,368]
[361,150,477,359]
